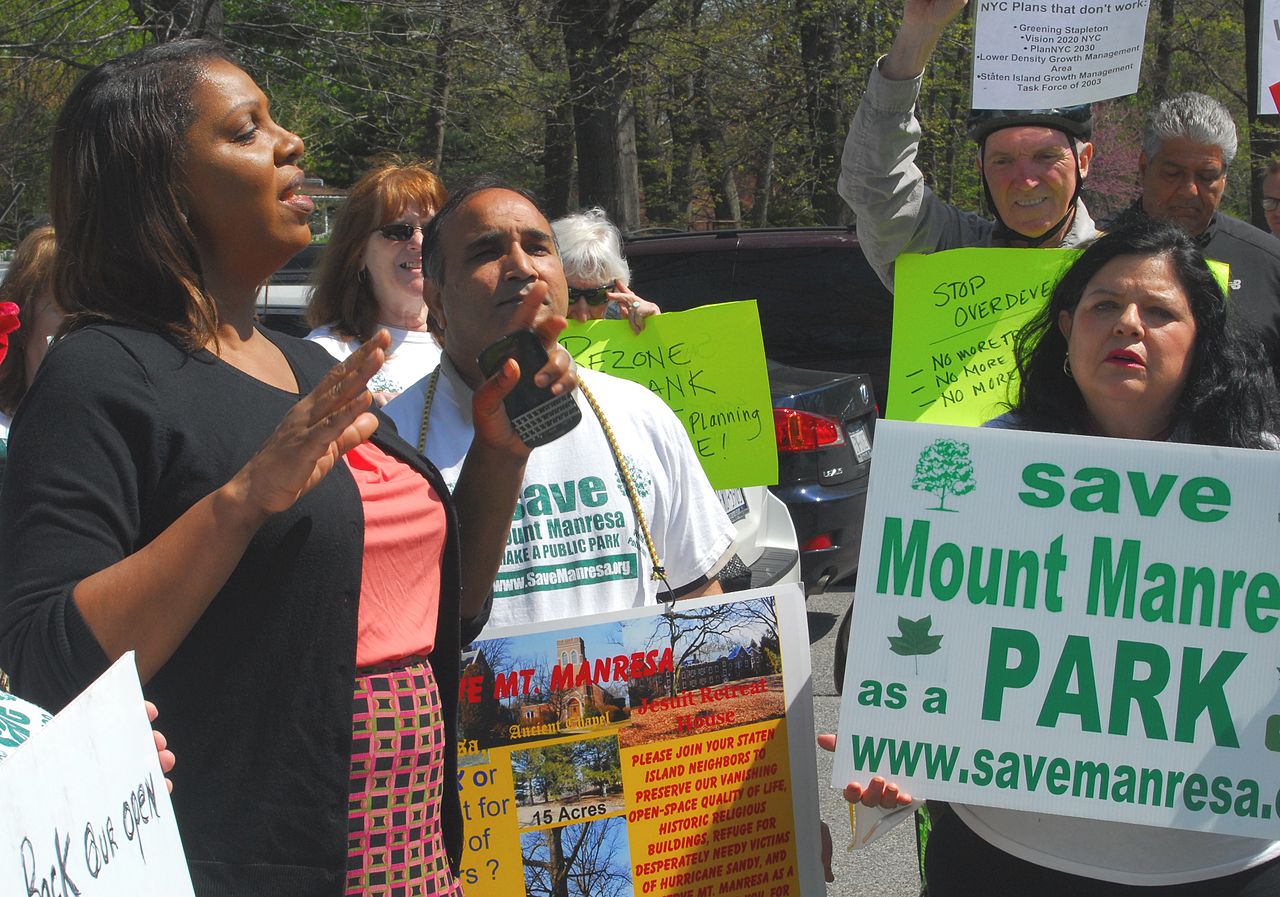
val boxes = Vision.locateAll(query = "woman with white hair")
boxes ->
[551,207,661,332]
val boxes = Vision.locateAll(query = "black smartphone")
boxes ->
[476,329,581,447]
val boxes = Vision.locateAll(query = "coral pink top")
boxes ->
[343,442,446,667]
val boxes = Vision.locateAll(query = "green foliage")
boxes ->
[0,0,1265,244]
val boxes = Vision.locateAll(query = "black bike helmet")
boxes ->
[966,106,1094,144]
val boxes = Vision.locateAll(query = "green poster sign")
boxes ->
[561,301,777,489]
[886,249,1230,427]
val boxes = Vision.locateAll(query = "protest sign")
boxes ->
[454,584,824,896]
[886,250,1231,426]
[886,249,1074,426]
[834,421,1280,837]
[1261,0,1280,115]
[0,653,195,896]
[971,0,1149,108]
[562,301,777,489]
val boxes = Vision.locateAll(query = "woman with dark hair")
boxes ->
[837,216,1280,895]
[998,214,1277,448]
[0,227,62,440]
[0,40,571,896]
[306,160,447,403]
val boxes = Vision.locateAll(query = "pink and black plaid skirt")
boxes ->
[346,659,463,897]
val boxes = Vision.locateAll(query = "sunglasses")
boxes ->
[568,285,612,306]
[374,222,427,242]
[1263,197,1280,212]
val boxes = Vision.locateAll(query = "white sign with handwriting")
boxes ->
[0,653,194,896]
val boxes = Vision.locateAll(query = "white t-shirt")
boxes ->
[306,324,442,399]
[855,793,1280,885]
[385,360,736,629]
[0,691,50,765]
[954,805,1280,885]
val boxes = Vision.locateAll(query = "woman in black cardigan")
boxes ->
[0,40,572,896]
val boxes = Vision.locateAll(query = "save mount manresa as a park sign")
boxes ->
[835,421,1280,837]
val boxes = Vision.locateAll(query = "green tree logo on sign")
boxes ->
[912,438,976,511]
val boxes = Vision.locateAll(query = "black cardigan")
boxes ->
[0,323,487,896]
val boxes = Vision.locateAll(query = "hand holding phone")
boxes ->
[477,329,581,447]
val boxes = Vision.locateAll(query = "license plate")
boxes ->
[716,488,749,523]
[848,422,872,462]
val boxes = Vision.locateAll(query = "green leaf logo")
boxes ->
[888,615,943,674]
[912,438,976,511]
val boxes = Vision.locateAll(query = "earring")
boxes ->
[1062,352,1073,379]
[357,268,368,284]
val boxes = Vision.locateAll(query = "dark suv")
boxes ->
[623,228,893,592]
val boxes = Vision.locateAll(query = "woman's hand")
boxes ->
[146,701,176,794]
[607,280,661,334]
[471,304,577,458]
[817,733,914,808]
[226,331,388,523]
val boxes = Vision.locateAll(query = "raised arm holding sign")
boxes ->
[838,0,1098,306]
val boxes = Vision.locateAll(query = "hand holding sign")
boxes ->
[0,655,195,896]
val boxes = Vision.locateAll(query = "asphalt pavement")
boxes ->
[807,582,923,897]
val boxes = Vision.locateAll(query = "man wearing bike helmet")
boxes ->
[837,0,1097,290]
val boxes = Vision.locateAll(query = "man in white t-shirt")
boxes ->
[385,178,736,629]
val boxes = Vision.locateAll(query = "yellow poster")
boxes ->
[454,585,821,896]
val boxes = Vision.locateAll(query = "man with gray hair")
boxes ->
[1137,91,1280,376]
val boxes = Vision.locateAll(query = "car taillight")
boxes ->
[774,408,846,453]
[801,533,835,551]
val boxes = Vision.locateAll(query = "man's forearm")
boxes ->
[880,21,947,80]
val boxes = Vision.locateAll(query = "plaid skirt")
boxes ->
[346,659,463,897]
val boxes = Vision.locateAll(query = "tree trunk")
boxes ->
[547,827,570,897]
[557,0,655,229]
[129,0,224,40]
[753,139,775,227]
[424,16,453,173]
[797,0,843,223]
[543,97,576,218]
[1246,0,1278,230]
[1151,0,1176,103]
[635,94,670,224]
[616,84,641,228]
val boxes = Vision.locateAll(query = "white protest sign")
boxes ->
[1260,0,1280,115]
[0,653,195,896]
[834,421,1280,837]
[972,0,1150,108]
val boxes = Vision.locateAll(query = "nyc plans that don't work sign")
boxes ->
[834,421,1280,837]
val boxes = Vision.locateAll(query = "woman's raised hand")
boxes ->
[228,331,389,521]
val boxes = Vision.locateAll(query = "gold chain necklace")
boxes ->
[417,368,667,583]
